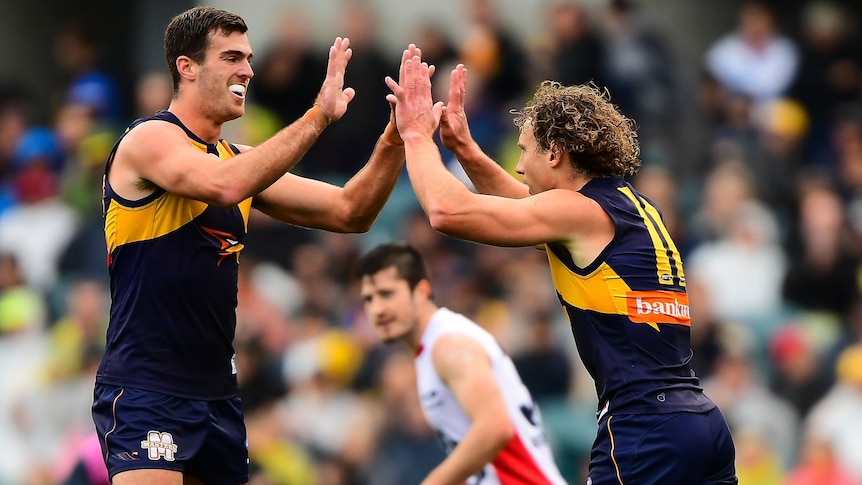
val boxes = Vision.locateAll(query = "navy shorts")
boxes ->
[587,407,737,485]
[92,384,249,484]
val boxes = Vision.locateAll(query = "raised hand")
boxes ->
[314,37,356,123]
[384,44,436,145]
[439,64,474,152]
[385,53,442,141]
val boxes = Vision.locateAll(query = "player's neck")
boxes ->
[405,303,439,352]
[167,99,224,144]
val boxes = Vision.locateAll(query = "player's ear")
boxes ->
[415,279,432,299]
[549,145,562,166]
[176,56,196,82]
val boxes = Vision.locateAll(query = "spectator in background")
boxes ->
[601,0,680,150]
[249,9,324,128]
[789,1,862,167]
[281,327,375,481]
[767,323,833,419]
[782,177,861,319]
[511,309,572,403]
[784,428,857,485]
[686,198,787,332]
[746,98,809,217]
[705,1,798,104]
[413,22,458,73]
[52,22,123,127]
[805,344,862,482]
[234,333,319,485]
[0,86,32,189]
[305,1,394,180]
[44,278,107,383]
[133,71,173,119]
[0,252,46,337]
[688,159,757,243]
[363,349,446,485]
[701,324,800,470]
[0,127,79,295]
[460,0,528,109]
[530,1,605,90]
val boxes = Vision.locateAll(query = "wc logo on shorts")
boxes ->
[141,430,178,461]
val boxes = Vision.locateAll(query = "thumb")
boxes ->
[432,101,444,125]
[343,87,356,103]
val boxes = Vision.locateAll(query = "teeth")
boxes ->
[229,84,246,96]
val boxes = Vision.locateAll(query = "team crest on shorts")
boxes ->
[141,430,178,461]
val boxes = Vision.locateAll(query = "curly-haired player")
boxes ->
[386,55,738,484]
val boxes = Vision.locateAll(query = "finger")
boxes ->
[449,64,465,108]
[428,64,436,79]
[405,57,418,90]
[326,39,351,83]
[432,101,445,125]
[385,93,398,105]
[399,44,419,84]
[419,62,433,96]
[384,75,403,97]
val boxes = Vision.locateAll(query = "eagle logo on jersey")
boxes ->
[201,226,243,266]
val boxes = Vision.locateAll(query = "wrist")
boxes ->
[400,131,432,145]
[381,122,403,146]
[452,137,479,157]
[301,104,330,135]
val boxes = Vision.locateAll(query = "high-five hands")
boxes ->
[314,37,356,124]
[385,46,442,142]
[439,64,474,153]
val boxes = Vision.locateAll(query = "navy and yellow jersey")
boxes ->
[546,176,714,419]
[96,110,252,400]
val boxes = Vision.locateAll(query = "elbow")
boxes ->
[479,419,515,457]
[426,203,460,235]
[494,421,516,449]
[204,175,249,208]
[342,217,374,234]
[332,211,376,234]
[210,188,247,209]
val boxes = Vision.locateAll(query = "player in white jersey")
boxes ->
[357,243,568,485]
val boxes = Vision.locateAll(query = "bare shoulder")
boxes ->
[114,119,190,166]
[110,119,204,199]
[524,188,611,234]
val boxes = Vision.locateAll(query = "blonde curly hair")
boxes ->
[513,81,641,178]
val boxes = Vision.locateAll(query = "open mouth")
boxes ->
[229,84,246,99]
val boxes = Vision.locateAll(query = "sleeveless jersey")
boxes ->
[415,308,567,485]
[96,110,252,400]
[546,176,714,419]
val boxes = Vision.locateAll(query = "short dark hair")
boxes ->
[164,6,248,93]
[356,243,431,290]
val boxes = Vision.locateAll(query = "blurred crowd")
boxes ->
[2,0,862,484]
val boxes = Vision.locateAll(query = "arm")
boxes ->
[439,64,529,199]
[112,37,355,207]
[423,333,515,485]
[386,55,608,248]
[251,45,430,232]
[250,124,404,233]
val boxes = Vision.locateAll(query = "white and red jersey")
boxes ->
[415,308,568,485]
